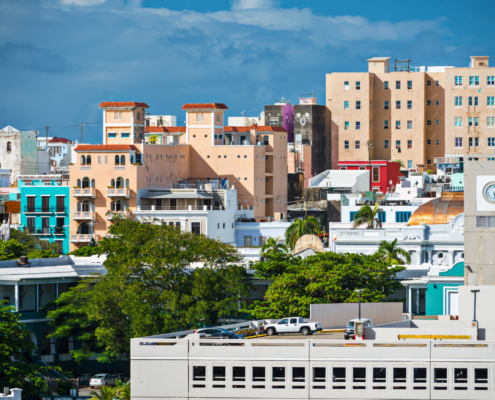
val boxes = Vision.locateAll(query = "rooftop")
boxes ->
[407,192,464,225]
[49,137,73,144]
[145,126,186,133]
[182,103,228,110]
[74,144,139,152]
[367,57,391,61]
[99,101,149,108]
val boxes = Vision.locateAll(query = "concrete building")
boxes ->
[228,116,261,126]
[309,169,370,193]
[69,102,288,251]
[37,136,53,150]
[264,99,294,141]
[145,115,177,127]
[338,160,402,193]
[47,137,74,172]
[0,126,41,183]
[0,169,10,187]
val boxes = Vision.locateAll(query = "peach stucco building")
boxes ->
[69,102,287,250]
[326,56,495,171]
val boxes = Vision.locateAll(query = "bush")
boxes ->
[56,379,74,395]
[69,245,101,257]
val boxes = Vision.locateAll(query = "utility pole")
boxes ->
[365,140,373,191]
[45,126,49,150]
[79,124,85,143]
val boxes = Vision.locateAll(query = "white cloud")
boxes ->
[231,0,279,10]
[60,0,107,5]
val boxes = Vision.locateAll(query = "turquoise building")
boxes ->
[18,175,70,254]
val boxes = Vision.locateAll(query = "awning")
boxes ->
[141,191,212,200]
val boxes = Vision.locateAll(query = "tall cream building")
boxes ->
[326,56,495,169]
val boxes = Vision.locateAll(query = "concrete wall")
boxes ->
[458,285,495,340]
[310,302,403,329]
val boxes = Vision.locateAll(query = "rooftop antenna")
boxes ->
[241,111,245,116]
[394,59,411,72]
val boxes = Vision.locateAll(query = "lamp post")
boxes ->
[365,141,373,191]
[355,289,364,321]
[471,289,480,322]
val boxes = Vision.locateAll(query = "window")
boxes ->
[191,222,201,235]
[426,80,431,86]
[121,132,129,138]
[396,81,401,89]
[475,117,479,126]
[384,140,389,149]
[407,160,413,169]
[407,121,412,129]
[434,368,447,384]
[355,141,360,150]
[455,137,463,147]
[86,155,92,165]
[469,96,479,106]
[414,368,427,386]
[384,120,389,129]
[369,100,373,109]
[426,100,431,106]
[272,367,285,388]
[233,366,245,388]
[344,140,349,149]
[344,81,349,90]
[193,366,206,384]
[356,101,361,110]
[108,132,117,138]
[114,155,119,165]
[396,120,401,130]
[243,236,252,247]
[455,117,463,126]
[80,155,86,165]
[372,167,379,182]
[407,80,412,89]
[356,121,361,130]
[353,368,366,389]
[436,100,439,105]
[6,141,12,152]
[333,367,346,389]
[427,139,431,145]
[488,76,494,86]
[373,368,386,389]
[396,140,401,150]
[393,368,406,389]
[196,113,205,122]
[213,366,226,386]
[455,96,462,106]
[384,101,389,110]
[135,154,141,164]
[258,236,266,246]
[105,155,108,164]
[407,140,413,149]
[344,101,349,110]
[344,121,349,130]
[216,113,220,123]
[455,76,462,86]
[436,80,439,86]
[292,367,305,388]
[436,139,439,145]
[407,100,412,109]
[395,211,412,222]
[384,81,389,89]
[477,216,495,228]
[98,156,101,164]
[356,81,360,90]
[469,76,480,86]
[396,100,401,109]
[252,367,265,388]
[114,111,123,121]
[427,159,431,164]
[120,155,125,165]
[488,96,495,106]
[427,120,431,125]
[488,117,495,127]
[469,117,473,127]
[312,367,325,388]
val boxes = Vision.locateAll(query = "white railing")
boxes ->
[137,205,223,211]
[341,232,360,237]
[73,188,95,197]
[70,234,98,242]
[237,205,254,210]
[107,211,130,219]
[108,188,130,197]
[73,211,95,220]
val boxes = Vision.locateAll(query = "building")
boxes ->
[47,137,74,172]
[69,102,288,251]
[145,115,177,127]
[309,169,370,193]
[0,169,10,187]
[338,160,401,193]
[18,175,70,254]
[0,126,41,183]
[227,116,260,126]
[264,99,294,141]
[37,136,53,150]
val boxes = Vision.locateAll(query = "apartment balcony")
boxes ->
[70,233,98,243]
[73,211,96,221]
[32,228,51,235]
[72,188,96,198]
[107,188,130,198]
[24,207,55,214]
[136,205,224,212]
[106,210,130,220]
[51,226,66,235]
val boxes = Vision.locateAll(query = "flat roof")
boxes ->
[367,57,391,61]
[141,190,212,200]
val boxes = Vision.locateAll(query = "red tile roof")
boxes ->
[99,102,149,108]
[145,126,186,133]
[256,126,287,132]
[223,125,287,133]
[181,103,228,110]
[74,145,139,152]
[49,137,73,143]
[223,126,251,132]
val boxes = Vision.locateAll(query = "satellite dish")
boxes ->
[296,113,301,119]
[300,117,307,126]
[305,112,310,118]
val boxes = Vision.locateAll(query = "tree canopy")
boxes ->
[0,229,61,260]
[285,215,320,250]
[375,238,412,265]
[260,237,288,255]
[352,203,384,229]
[48,219,251,364]
[241,252,405,319]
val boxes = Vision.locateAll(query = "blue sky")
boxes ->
[1,0,494,143]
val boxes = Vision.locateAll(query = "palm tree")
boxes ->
[395,159,405,169]
[285,216,320,250]
[89,386,119,400]
[117,385,130,400]
[148,135,159,144]
[352,202,384,229]
[260,237,288,255]
[376,238,411,265]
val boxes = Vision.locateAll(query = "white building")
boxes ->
[309,169,370,193]
[37,136,53,149]
[228,116,261,126]
[46,137,74,173]
[0,169,10,187]
[145,115,177,127]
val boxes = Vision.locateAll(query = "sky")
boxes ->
[1,0,494,143]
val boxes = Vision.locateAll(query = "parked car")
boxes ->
[193,327,242,337]
[265,317,322,336]
[344,318,374,340]
[90,374,116,388]
[206,332,244,339]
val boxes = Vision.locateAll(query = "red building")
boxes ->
[338,160,402,193]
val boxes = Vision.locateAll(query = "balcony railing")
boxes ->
[32,228,51,235]
[70,234,98,243]
[107,188,130,197]
[442,186,464,192]
[136,205,224,211]
[73,188,96,197]
[107,211,130,220]
[52,227,66,235]
[73,211,96,220]
[24,206,67,213]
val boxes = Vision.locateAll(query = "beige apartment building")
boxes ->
[326,56,495,169]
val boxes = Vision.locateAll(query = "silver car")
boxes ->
[344,318,374,340]
[90,374,115,388]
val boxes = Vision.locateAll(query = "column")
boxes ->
[408,286,412,314]
[416,288,420,315]
[15,283,19,312]
[405,286,410,313]
[449,250,454,266]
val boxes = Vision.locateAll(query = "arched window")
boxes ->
[78,222,92,234]
[91,179,95,188]
[115,155,120,165]
[130,155,134,164]
[125,179,129,188]
[76,179,81,187]
[80,155,86,165]
[86,155,92,165]
[111,179,115,187]
[82,200,90,212]
[115,199,123,211]
[7,142,11,152]
[116,177,124,188]
[82,177,90,188]
[196,113,204,122]
[120,155,125,165]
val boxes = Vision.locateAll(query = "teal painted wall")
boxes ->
[440,261,464,276]
[451,173,464,188]
[425,283,464,315]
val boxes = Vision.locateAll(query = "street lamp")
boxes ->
[355,289,364,321]
[471,289,480,322]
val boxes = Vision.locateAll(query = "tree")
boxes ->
[0,239,26,260]
[117,384,130,400]
[352,202,384,229]
[375,238,411,265]
[49,220,251,364]
[147,135,159,144]
[241,252,405,319]
[69,245,101,257]
[285,216,320,250]
[260,237,288,255]
[0,300,58,399]
[5,229,62,258]
[89,386,119,400]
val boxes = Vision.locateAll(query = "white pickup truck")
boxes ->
[265,317,322,336]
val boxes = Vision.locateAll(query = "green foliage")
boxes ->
[56,379,74,395]
[69,245,101,257]
[0,300,60,399]
[241,252,405,319]
[2,229,62,258]
[27,249,60,259]
[117,384,130,400]
[260,237,288,255]
[352,202,384,229]
[89,386,119,400]
[375,238,412,265]
[147,135,159,144]
[285,215,320,250]
[49,220,251,364]
[0,239,26,260]
[395,159,405,169]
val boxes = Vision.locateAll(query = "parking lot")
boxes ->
[251,331,348,340]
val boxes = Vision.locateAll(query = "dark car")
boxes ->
[206,332,244,339]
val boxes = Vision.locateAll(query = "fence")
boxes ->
[310,302,403,329]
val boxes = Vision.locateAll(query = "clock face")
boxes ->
[486,184,495,201]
